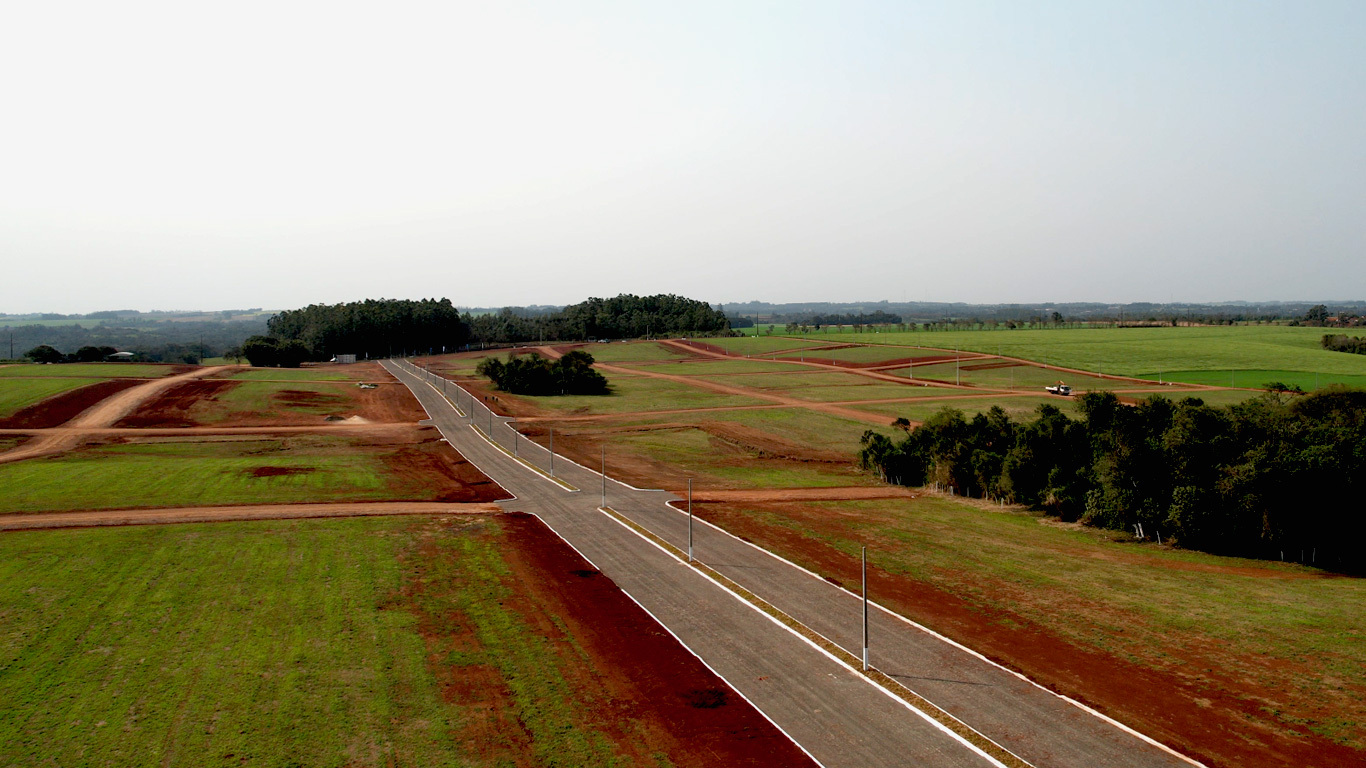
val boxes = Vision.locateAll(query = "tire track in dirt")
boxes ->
[0,501,503,531]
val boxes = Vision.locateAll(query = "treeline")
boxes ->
[466,294,729,343]
[858,390,1366,571]
[1322,334,1366,355]
[476,350,608,395]
[266,298,468,361]
[1,317,267,362]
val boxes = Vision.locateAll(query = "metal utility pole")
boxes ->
[862,546,869,671]
[687,478,694,563]
[549,428,555,477]
[955,347,960,385]
[600,446,606,508]
[512,424,518,457]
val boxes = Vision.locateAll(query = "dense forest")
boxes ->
[858,389,1366,571]
[266,298,468,360]
[1,311,268,362]
[476,350,608,395]
[466,294,729,343]
[1322,334,1366,354]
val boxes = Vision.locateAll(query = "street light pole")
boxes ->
[549,428,555,478]
[687,478,693,563]
[600,446,606,508]
[862,546,869,672]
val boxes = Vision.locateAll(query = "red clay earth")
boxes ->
[114,379,427,428]
[385,427,511,503]
[398,512,816,767]
[113,379,241,427]
[695,500,1366,768]
[0,379,146,429]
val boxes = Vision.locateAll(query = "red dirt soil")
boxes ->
[114,379,427,428]
[496,512,817,766]
[697,500,1366,768]
[0,379,146,429]
[387,427,511,503]
[113,379,240,427]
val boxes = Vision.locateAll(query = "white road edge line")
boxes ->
[659,499,1208,768]
[522,511,827,768]
[600,508,1007,768]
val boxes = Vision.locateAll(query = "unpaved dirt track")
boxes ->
[690,486,919,503]
[0,502,503,530]
[0,366,236,465]
[389,359,1198,768]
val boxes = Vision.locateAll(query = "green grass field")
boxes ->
[806,326,1366,382]
[704,372,949,403]
[0,515,671,766]
[515,375,765,416]
[853,394,1082,423]
[197,381,354,423]
[226,367,354,381]
[773,345,918,364]
[697,336,830,355]
[0,378,102,417]
[568,341,694,362]
[617,359,813,375]
[0,437,423,513]
[1158,369,1366,391]
[709,495,1366,749]
[0,363,179,379]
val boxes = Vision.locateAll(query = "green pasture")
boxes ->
[571,340,693,363]
[1157,369,1366,391]
[0,516,647,766]
[703,371,948,403]
[853,395,1081,424]
[0,378,102,418]
[0,437,423,513]
[775,345,919,364]
[888,360,1131,392]
[515,375,765,416]
[808,326,1366,379]
[697,336,830,355]
[226,367,353,381]
[719,496,1366,748]
[617,359,813,375]
[194,381,356,423]
[705,407,893,454]
[0,363,178,379]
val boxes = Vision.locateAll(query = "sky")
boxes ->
[2,0,1363,313]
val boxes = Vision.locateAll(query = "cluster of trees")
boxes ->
[476,350,608,395]
[467,294,729,343]
[267,298,467,360]
[23,345,120,363]
[1322,334,1366,355]
[858,389,1366,571]
[240,336,311,368]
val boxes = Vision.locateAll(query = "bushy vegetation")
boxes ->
[1323,334,1366,355]
[267,298,468,360]
[859,389,1366,570]
[476,350,608,395]
[467,294,728,343]
[240,335,311,368]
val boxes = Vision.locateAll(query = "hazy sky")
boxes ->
[3,1,1362,313]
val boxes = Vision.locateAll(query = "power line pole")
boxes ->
[549,428,554,478]
[600,446,606,508]
[687,478,694,563]
[861,546,869,672]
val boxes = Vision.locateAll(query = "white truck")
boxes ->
[1045,382,1072,396]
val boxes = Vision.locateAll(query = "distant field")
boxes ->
[705,371,948,403]
[810,326,1366,381]
[0,363,179,379]
[0,435,463,513]
[618,358,813,375]
[0,515,782,767]
[513,375,766,416]
[853,394,1081,424]
[1159,369,1366,391]
[697,336,830,355]
[226,367,353,381]
[566,340,694,362]
[0,378,101,417]
[702,495,1366,752]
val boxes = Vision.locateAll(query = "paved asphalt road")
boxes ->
[385,359,1198,768]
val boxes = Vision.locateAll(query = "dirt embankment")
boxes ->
[0,379,147,429]
[697,500,1366,768]
[404,512,816,767]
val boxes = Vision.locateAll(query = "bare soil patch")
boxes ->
[0,379,147,429]
[495,512,816,766]
[113,379,240,427]
[248,466,315,478]
[698,500,1365,768]
[959,361,1023,371]
[386,427,510,503]
[698,421,848,463]
[115,379,426,428]
[691,486,917,503]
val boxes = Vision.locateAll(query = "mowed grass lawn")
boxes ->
[0,363,178,379]
[712,496,1366,749]
[226,367,353,382]
[812,326,1366,381]
[196,381,355,423]
[0,378,102,417]
[0,437,424,513]
[0,516,668,767]
[699,336,830,355]
[516,375,766,416]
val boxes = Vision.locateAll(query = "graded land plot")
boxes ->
[693,495,1366,765]
[504,375,768,417]
[1156,368,1366,391]
[223,366,355,381]
[522,408,889,492]
[616,358,815,375]
[766,344,944,366]
[853,394,1081,424]
[558,340,700,362]
[813,325,1366,379]
[0,514,808,768]
[0,363,187,379]
[692,335,832,355]
[116,379,425,428]
[887,360,1145,391]
[702,371,951,403]
[0,430,504,514]
[0,378,147,429]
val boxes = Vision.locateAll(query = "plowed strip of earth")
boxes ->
[0,379,146,429]
[690,486,919,503]
[482,512,818,766]
[0,366,236,465]
[0,502,502,530]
